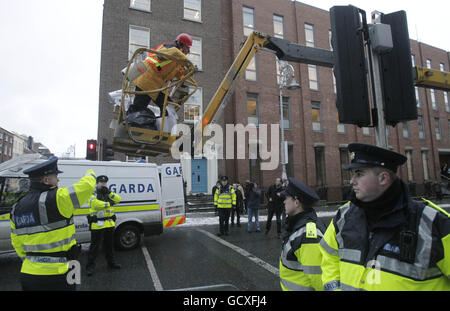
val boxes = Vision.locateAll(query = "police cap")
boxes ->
[345,143,407,173]
[96,175,109,183]
[220,176,229,181]
[281,177,320,206]
[23,156,63,178]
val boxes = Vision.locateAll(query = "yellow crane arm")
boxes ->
[414,66,450,92]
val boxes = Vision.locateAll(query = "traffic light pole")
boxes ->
[368,46,388,149]
[366,12,389,149]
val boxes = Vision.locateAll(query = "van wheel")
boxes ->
[115,224,141,251]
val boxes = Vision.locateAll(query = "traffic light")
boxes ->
[102,138,115,161]
[379,11,417,126]
[330,5,371,127]
[86,139,98,161]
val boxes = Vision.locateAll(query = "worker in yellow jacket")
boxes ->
[320,143,450,291]
[279,178,326,291]
[10,157,96,291]
[127,33,193,129]
[86,175,122,276]
[214,176,236,236]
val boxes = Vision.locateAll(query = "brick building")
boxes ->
[0,127,14,163]
[97,0,450,199]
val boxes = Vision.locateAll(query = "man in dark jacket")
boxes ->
[266,178,284,238]
[246,182,261,233]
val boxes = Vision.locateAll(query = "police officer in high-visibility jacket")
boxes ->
[86,175,122,276]
[319,143,450,291]
[10,157,96,291]
[279,178,326,291]
[214,176,236,236]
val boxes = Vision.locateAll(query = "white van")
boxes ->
[0,155,185,253]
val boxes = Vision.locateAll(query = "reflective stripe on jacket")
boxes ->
[319,197,450,291]
[279,210,326,291]
[88,190,121,230]
[214,186,236,209]
[10,170,97,276]
[133,42,189,101]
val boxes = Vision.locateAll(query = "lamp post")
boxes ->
[277,59,300,181]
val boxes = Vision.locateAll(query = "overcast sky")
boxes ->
[0,0,448,159]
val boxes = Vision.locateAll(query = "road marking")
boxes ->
[196,229,279,276]
[141,246,164,291]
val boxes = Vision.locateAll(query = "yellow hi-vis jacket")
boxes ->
[133,42,189,102]
[214,185,236,209]
[279,210,326,291]
[88,189,121,230]
[10,170,97,276]
[319,196,450,291]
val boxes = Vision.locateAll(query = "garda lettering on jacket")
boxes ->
[14,212,36,228]
[109,183,154,194]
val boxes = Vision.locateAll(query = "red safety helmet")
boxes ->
[176,33,193,48]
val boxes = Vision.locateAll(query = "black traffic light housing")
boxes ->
[330,5,371,127]
[102,138,115,161]
[86,139,98,161]
[379,11,417,126]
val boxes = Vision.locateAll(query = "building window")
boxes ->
[273,15,284,39]
[440,63,446,72]
[130,0,150,12]
[418,116,426,139]
[426,59,432,69]
[435,118,442,140]
[339,148,351,185]
[243,6,255,37]
[328,30,333,51]
[422,150,430,180]
[430,89,437,110]
[247,93,259,127]
[128,25,150,61]
[362,127,371,136]
[308,65,319,90]
[184,0,201,22]
[405,149,414,182]
[184,87,202,123]
[245,55,257,81]
[305,23,315,47]
[402,122,410,139]
[411,54,415,66]
[415,87,421,108]
[187,37,202,70]
[314,146,326,187]
[280,97,291,129]
[444,92,449,112]
[312,101,322,132]
[337,112,345,133]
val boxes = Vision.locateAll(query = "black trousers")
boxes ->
[230,203,241,225]
[218,208,231,234]
[128,87,168,114]
[87,227,115,268]
[21,272,76,291]
[266,203,283,234]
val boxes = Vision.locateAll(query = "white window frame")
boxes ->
[184,0,202,23]
[422,150,430,180]
[402,121,410,139]
[435,118,442,140]
[184,87,203,124]
[418,116,426,139]
[273,15,284,39]
[243,6,255,37]
[308,65,318,90]
[305,23,315,47]
[312,101,322,132]
[128,25,150,61]
[245,55,257,81]
[430,89,437,110]
[187,37,202,71]
[129,0,151,12]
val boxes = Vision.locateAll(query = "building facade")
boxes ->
[98,0,450,199]
[0,127,14,163]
